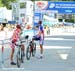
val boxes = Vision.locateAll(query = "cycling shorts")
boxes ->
[33,36,41,41]
[33,35,44,45]
[10,39,17,48]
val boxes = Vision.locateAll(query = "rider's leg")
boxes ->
[10,48,16,65]
[21,44,25,56]
[39,39,44,58]
[40,44,43,54]
[10,48,14,62]
[32,37,35,42]
[10,42,16,65]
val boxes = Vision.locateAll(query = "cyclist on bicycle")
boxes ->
[10,25,25,65]
[33,21,44,59]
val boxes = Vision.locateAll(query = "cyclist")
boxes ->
[10,25,25,65]
[33,21,44,59]
[38,21,44,58]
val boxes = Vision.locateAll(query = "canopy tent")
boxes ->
[8,21,16,24]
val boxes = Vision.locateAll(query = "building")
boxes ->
[0,7,12,23]
[12,0,34,27]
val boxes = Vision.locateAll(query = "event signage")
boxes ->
[34,1,75,26]
[35,1,75,14]
[47,2,75,14]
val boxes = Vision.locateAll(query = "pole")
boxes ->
[2,40,4,67]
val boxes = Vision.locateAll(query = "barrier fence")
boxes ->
[0,38,11,66]
[0,30,39,66]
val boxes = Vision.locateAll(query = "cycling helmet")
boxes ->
[38,21,42,24]
[16,25,21,29]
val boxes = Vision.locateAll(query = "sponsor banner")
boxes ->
[47,2,75,14]
[34,13,42,26]
[35,1,75,14]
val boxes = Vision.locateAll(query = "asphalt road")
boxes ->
[0,34,75,71]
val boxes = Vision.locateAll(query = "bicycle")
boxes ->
[16,35,29,68]
[26,36,40,60]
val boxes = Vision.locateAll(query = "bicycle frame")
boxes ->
[16,37,28,68]
[17,45,22,59]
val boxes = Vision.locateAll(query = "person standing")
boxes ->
[38,21,44,58]
[32,21,44,59]
[10,25,25,65]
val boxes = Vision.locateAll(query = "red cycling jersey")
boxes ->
[12,28,21,43]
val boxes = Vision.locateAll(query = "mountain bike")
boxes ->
[26,40,36,60]
[26,36,40,60]
[16,35,29,68]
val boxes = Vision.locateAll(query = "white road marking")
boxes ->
[36,46,72,49]
[45,38,75,41]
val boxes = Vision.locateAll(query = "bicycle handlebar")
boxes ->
[25,35,29,39]
[15,44,22,47]
[15,40,26,47]
[20,40,26,43]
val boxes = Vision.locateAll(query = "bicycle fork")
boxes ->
[18,47,24,62]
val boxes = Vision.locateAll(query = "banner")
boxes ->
[34,13,42,26]
[35,1,75,14]
[47,2,75,14]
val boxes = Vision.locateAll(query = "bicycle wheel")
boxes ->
[17,51,21,68]
[32,43,36,57]
[21,51,24,63]
[26,45,31,60]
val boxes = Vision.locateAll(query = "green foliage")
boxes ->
[0,0,3,7]
[0,0,75,9]
[31,0,75,1]
[0,0,16,9]
[58,19,63,22]
[65,19,75,23]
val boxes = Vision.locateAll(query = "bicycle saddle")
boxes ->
[25,35,29,39]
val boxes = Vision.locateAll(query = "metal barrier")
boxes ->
[0,29,34,68]
[0,36,29,67]
[0,38,11,67]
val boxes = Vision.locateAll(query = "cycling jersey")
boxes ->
[10,28,21,48]
[34,25,44,45]
[39,25,44,40]
[39,25,44,34]
[12,29,21,43]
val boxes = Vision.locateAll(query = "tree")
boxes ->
[31,0,75,1]
[0,0,75,9]
[0,0,3,7]
[0,0,16,9]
